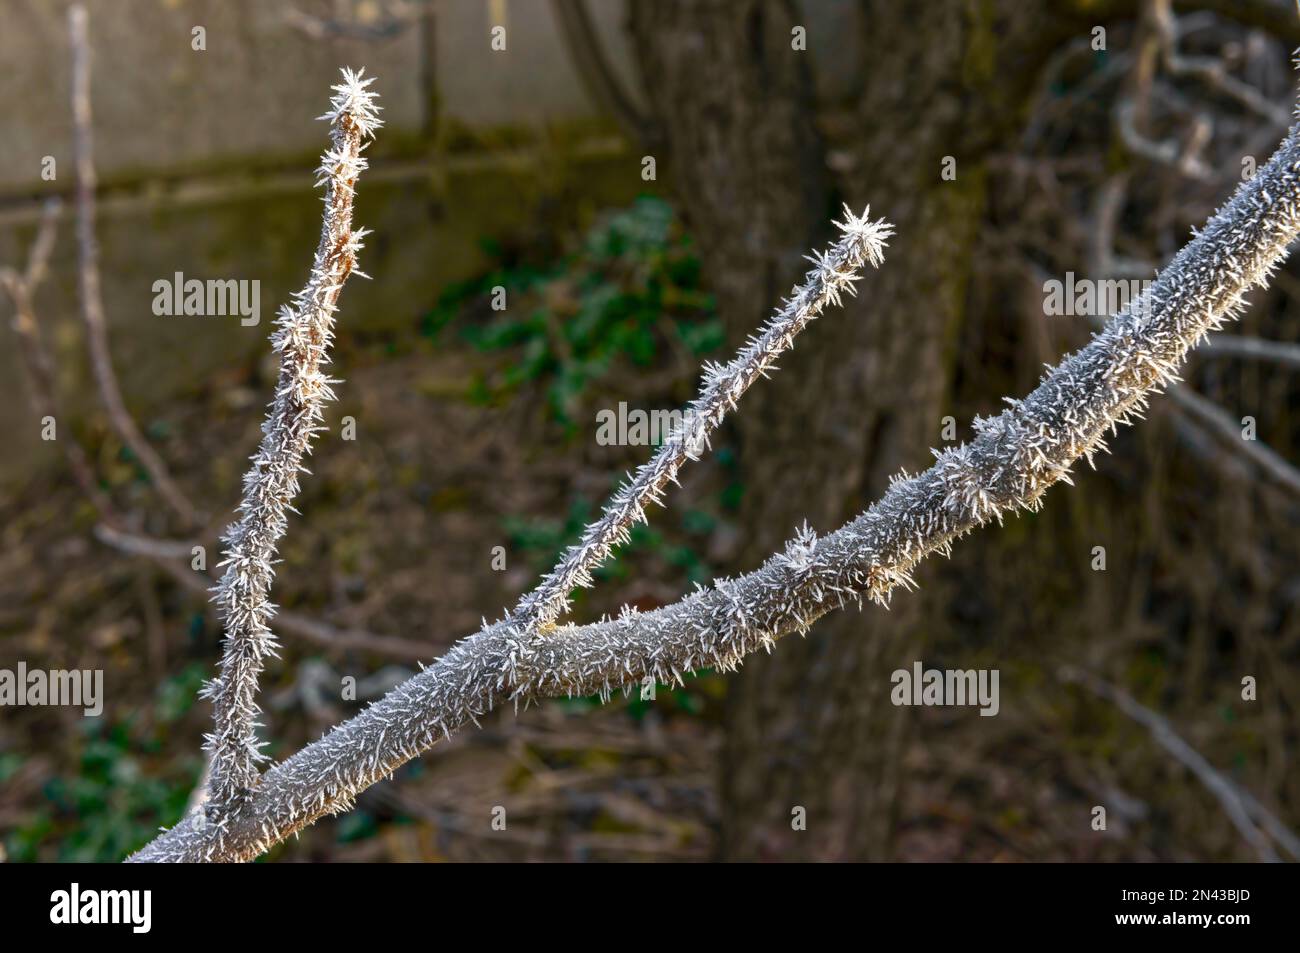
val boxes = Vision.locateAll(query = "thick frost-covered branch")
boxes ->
[510,208,892,632]
[201,68,382,809]
[132,107,1300,862]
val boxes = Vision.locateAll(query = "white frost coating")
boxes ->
[132,107,1300,863]
[201,69,382,809]
[511,207,893,632]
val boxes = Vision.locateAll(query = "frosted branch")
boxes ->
[201,68,382,809]
[510,207,892,632]
[131,109,1300,862]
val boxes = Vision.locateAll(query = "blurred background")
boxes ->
[1,0,1297,862]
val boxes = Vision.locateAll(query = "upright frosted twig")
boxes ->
[510,207,893,631]
[68,5,197,526]
[202,68,382,808]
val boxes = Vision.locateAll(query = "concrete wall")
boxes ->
[0,0,643,189]
[0,0,855,487]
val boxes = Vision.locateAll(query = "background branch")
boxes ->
[68,4,199,528]
[1165,383,1300,498]
[550,0,660,148]
[1201,332,1300,368]
[1060,666,1299,862]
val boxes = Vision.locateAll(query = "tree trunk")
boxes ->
[630,0,1075,859]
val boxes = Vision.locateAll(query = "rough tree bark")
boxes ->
[629,0,1079,860]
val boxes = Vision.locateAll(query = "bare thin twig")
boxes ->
[2,293,418,661]
[0,198,118,520]
[1152,0,1293,130]
[1060,666,1297,862]
[1166,384,1300,498]
[551,0,660,146]
[68,5,199,527]
[1116,97,1214,180]
[1,284,417,661]
[147,553,431,659]
[1201,333,1300,368]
